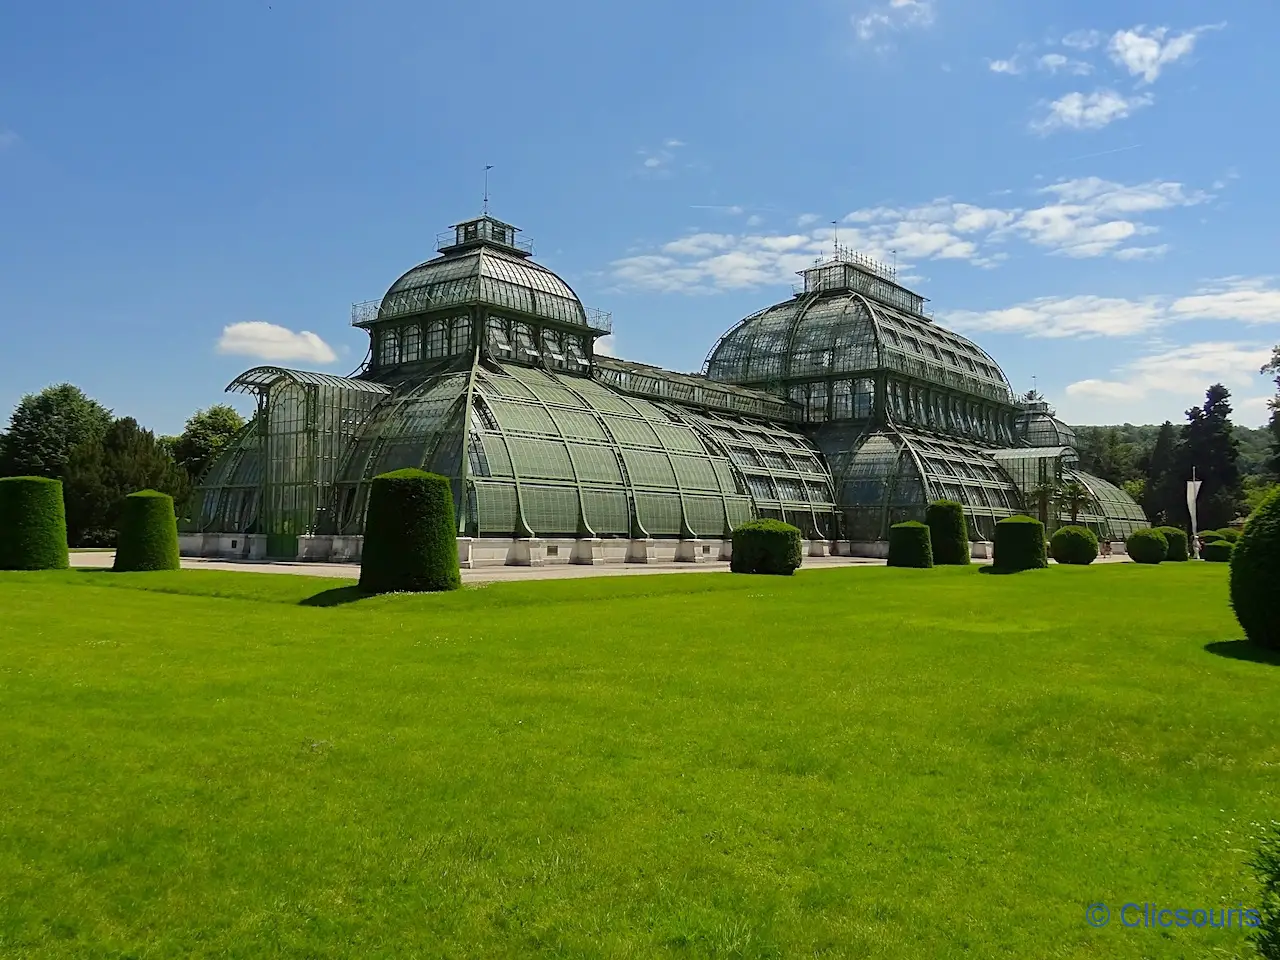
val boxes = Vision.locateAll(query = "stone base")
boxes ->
[506,538,545,566]
[970,541,994,560]
[807,540,829,557]
[674,539,705,563]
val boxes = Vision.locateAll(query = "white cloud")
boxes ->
[947,295,1167,339]
[610,176,1211,291]
[664,139,685,148]
[1170,277,1280,325]
[1032,89,1154,133]
[1037,53,1092,75]
[855,0,934,41]
[1066,342,1273,404]
[1061,29,1102,51]
[946,277,1280,341]
[593,334,619,357]
[637,139,685,174]
[1108,24,1220,84]
[988,58,1022,75]
[216,322,337,364]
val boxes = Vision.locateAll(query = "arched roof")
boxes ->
[225,366,391,397]
[1016,408,1079,449]
[704,291,1014,405]
[375,246,589,328]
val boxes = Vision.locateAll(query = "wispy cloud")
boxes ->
[945,277,1280,340]
[609,177,1211,292]
[987,57,1023,75]
[1037,53,1092,75]
[637,139,686,176]
[1061,29,1102,51]
[1066,342,1273,403]
[1108,24,1222,84]
[216,322,337,364]
[1032,89,1154,133]
[854,0,934,41]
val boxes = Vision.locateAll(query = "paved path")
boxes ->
[69,549,1132,582]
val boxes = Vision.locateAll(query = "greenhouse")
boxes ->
[184,214,1148,565]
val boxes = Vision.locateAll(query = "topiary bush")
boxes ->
[0,476,69,570]
[888,521,933,568]
[924,499,969,565]
[359,468,461,594]
[112,490,180,572]
[992,515,1047,572]
[1201,529,1226,543]
[1250,822,1280,959]
[1216,527,1242,543]
[1230,487,1280,650]
[1202,540,1234,563]
[1156,525,1189,562]
[730,518,804,576]
[1126,528,1168,565]
[1049,525,1098,565]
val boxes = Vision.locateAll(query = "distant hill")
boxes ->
[1068,423,1273,484]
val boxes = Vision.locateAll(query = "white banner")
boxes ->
[1187,479,1202,536]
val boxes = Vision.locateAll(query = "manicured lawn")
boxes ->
[0,563,1274,958]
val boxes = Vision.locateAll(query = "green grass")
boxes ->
[0,564,1275,958]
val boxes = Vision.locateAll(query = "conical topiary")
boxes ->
[113,490,181,571]
[888,521,933,568]
[0,476,69,570]
[992,515,1047,572]
[359,469,461,594]
[925,500,970,565]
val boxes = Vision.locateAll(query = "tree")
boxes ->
[1177,384,1243,531]
[1263,347,1280,478]
[62,418,189,546]
[1058,479,1091,524]
[1143,421,1180,524]
[1027,479,1059,531]
[171,405,246,482]
[1122,477,1146,504]
[0,384,112,478]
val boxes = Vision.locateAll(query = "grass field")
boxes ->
[0,563,1275,958]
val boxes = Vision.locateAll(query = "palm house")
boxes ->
[183,213,1147,565]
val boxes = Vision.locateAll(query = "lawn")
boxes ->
[0,563,1274,958]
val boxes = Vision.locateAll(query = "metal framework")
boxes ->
[188,219,1148,554]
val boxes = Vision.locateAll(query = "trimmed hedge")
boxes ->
[1049,525,1098,565]
[358,469,461,594]
[1201,529,1226,543]
[1126,528,1168,565]
[925,500,969,565]
[731,519,803,576]
[1202,540,1234,563]
[888,521,933,568]
[1216,527,1242,543]
[1230,487,1280,649]
[992,515,1047,572]
[113,490,180,572]
[1156,525,1189,562]
[0,476,69,570]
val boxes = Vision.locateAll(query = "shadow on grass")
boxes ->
[1204,639,1280,666]
[298,586,370,608]
[977,565,1047,576]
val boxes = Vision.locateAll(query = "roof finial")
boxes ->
[483,164,493,215]
[831,220,839,255]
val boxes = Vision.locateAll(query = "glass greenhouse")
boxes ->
[185,216,1149,563]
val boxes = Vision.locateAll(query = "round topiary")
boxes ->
[1156,525,1189,562]
[1202,540,1233,563]
[1201,530,1226,543]
[1230,487,1280,649]
[0,476,69,571]
[992,515,1047,572]
[1216,527,1242,543]
[1126,528,1168,565]
[888,521,933,568]
[924,500,969,566]
[359,469,461,594]
[112,490,180,572]
[1049,525,1098,565]
[730,518,803,576]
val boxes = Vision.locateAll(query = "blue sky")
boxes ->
[2,0,1278,434]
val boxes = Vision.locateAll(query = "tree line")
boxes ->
[0,384,245,546]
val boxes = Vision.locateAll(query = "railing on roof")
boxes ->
[584,307,613,335]
[354,296,613,337]
[351,299,382,326]
[435,225,535,255]
[595,360,799,422]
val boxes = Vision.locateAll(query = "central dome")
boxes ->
[373,216,588,328]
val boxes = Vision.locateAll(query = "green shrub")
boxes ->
[1251,822,1280,959]
[1201,529,1226,543]
[888,521,933,568]
[1202,540,1234,563]
[1156,525,1189,562]
[924,500,969,565]
[1049,525,1098,565]
[359,469,461,594]
[730,519,803,576]
[992,515,1047,572]
[112,490,180,572]
[1126,528,1168,565]
[1216,527,1242,543]
[1230,487,1280,649]
[0,476,69,570]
